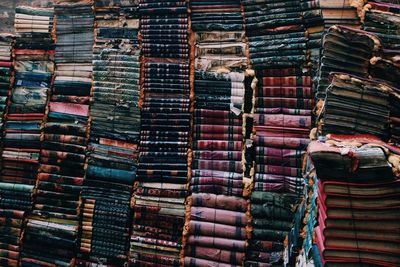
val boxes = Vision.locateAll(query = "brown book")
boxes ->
[322,181,400,196]
[319,0,351,8]
[322,9,358,20]
[323,195,400,209]
[324,219,400,232]
[307,25,325,34]
[324,238,400,255]
[320,201,400,220]
[324,250,400,267]
[324,228,400,243]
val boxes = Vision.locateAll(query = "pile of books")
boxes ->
[315,26,379,99]
[190,72,245,197]
[191,0,247,72]
[319,0,360,29]
[77,0,140,265]
[242,0,313,69]
[289,135,400,266]
[3,7,54,266]
[0,33,19,267]
[363,2,400,144]
[184,193,248,266]
[21,1,93,266]
[182,3,251,265]
[253,68,313,195]
[247,67,313,266]
[363,2,400,50]
[285,3,400,263]
[129,1,190,265]
[0,34,14,139]
[318,73,393,140]
[247,191,298,266]
[241,0,321,265]
[190,0,243,32]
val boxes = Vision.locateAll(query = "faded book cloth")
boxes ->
[316,25,381,99]
[318,73,397,140]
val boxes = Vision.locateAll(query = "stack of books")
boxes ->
[241,0,322,265]
[190,71,245,197]
[0,34,14,137]
[0,32,19,267]
[318,73,393,140]
[0,33,14,137]
[184,193,248,267]
[319,0,360,29]
[242,0,312,69]
[77,0,140,265]
[363,2,400,144]
[247,68,312,266]
[129,1,190,265]
[182,3,252,266]
[315,26,379,99]
[191,0,247,72]
[253,68,313,194]
[190,0,243,32]
[21,1,93,266]
[247,191,299,266]
[3,7,54,267]
[299,137,400,266]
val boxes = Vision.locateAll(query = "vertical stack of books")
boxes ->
[190,0,244,32]
[0,33,14,174]
[0,32,18,267]
[301,0,325,76]
[241,0,320,265]
[253,68,313,195]
[21,1,93,266]
[182,2,251,266]
[363,2,400,49]
[246,67,314,266]
[0,34,14,138]
[184,193,249,267]
[189,71,245,196]
[284,156,319,266]
[3,7,54,267]
[129,1,190,266]
[362,2,400,144]
[185,68,247,267]
[77,1,140,266]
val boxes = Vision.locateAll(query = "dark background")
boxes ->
[0,0,53,32]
